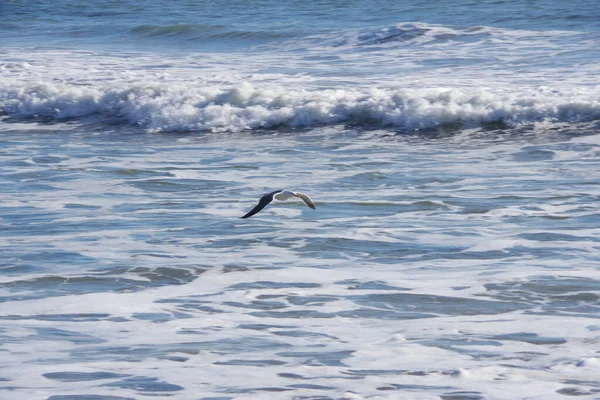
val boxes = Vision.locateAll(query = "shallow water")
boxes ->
[2,122,600,399]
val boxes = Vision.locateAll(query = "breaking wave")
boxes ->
[1,80,598,132]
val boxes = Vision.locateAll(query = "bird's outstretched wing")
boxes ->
[296,192,316,209]
[240,190,280,219]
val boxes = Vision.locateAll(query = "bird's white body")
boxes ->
[273,190,297,201]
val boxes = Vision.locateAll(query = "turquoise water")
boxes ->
[1,1,600,399]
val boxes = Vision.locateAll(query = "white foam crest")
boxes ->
[2,80,599,132]
[287,22,581,50]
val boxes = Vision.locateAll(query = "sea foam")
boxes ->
[1,80,598,132]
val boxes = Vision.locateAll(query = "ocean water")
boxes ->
[1,1,600,399]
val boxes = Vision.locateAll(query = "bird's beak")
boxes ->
[295,194,300,198]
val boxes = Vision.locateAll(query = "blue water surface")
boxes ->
[1,1,600,399]
[2,0,599,51]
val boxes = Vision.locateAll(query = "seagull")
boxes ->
[241,190,316,219]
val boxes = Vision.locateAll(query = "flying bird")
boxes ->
[241,190,316,219]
